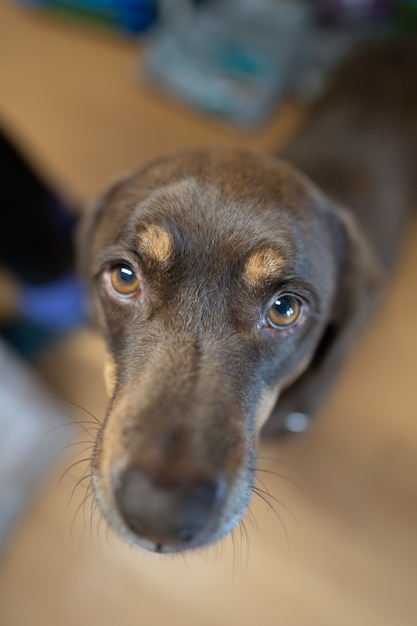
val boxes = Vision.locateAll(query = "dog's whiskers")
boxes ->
[57,456,93,490]
[245,504,259,532]
[251,485,290,548]
[63,439,95,450]
[229,526,237,573]
[256,455,301,482]
[58,398,103,426]
[89,485,98,542]
[65,444,94,463]
[67,470,93,511]
[238,518,250,573]
[47,419,99,439]
[70,484,95,544]
[254,481,297,525]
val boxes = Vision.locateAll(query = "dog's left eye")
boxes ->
[108,264,141,298]
[265,294,303,329]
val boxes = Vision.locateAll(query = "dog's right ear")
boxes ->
[263,196,383,437]
[76,175,131,325]
[77,176,126,277]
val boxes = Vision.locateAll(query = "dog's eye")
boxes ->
[266,294,303,329]
[109,264,141,297]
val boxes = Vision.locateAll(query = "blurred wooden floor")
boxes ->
[1,3,417,625]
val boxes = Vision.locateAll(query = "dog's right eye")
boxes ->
[108,264,141,298]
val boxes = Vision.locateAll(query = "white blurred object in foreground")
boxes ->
[0,340,68,549]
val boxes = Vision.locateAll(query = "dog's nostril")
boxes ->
[177,528,194,542]
[114,466,225,546]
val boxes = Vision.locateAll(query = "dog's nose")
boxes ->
[114,465,225,548]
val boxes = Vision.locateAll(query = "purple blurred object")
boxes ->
[317,0,395,19]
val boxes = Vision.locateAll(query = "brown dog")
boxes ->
[78,41,416,553]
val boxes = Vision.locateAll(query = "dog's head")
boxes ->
[79,148,380,553]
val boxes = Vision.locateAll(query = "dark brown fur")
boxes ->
[78,41,417,553]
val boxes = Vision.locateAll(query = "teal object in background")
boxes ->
[397,0,417,30]
[145,0,314,125]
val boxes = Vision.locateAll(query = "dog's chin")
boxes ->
[114,511,247,555]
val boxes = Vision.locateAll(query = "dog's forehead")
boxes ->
[123,150,317,252]
[129,149,313,218]
[95,149,335,288]
[127,181,294,276]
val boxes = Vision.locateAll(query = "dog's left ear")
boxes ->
[263,197,383,436]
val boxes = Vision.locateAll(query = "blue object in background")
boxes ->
[18,273,86,332]
[2,274,87,357]
[17,0,157,34]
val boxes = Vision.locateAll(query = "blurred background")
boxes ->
[0,1,417,624]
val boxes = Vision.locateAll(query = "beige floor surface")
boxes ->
[1,4,417,625]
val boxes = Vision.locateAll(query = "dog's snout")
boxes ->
[114,465,226,549]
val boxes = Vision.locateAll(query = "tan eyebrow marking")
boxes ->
[137,224,173,264]
[244,249,285,286]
